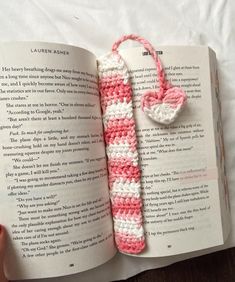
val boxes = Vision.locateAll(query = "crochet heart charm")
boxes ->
[141,86,187,125]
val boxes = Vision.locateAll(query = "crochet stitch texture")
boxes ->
[98,52,145,254]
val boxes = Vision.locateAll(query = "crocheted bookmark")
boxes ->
[97,45,145,254]
[97,35,187,254]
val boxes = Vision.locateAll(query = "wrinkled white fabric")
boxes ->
[1,0,235,281]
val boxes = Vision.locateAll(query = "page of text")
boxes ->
[0,42,116,280]
[119,46,224,257]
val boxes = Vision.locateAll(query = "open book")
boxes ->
[0,42,230,280]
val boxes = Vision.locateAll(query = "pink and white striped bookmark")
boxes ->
[97,35,187,254]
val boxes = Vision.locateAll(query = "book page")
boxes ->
[0,42,116,280]
[119,46,228,257]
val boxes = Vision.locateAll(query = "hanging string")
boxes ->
[112,34,168,99]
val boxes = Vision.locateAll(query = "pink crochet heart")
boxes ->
[141,87,187,124]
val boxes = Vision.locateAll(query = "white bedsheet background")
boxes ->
[0,0,235,281]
